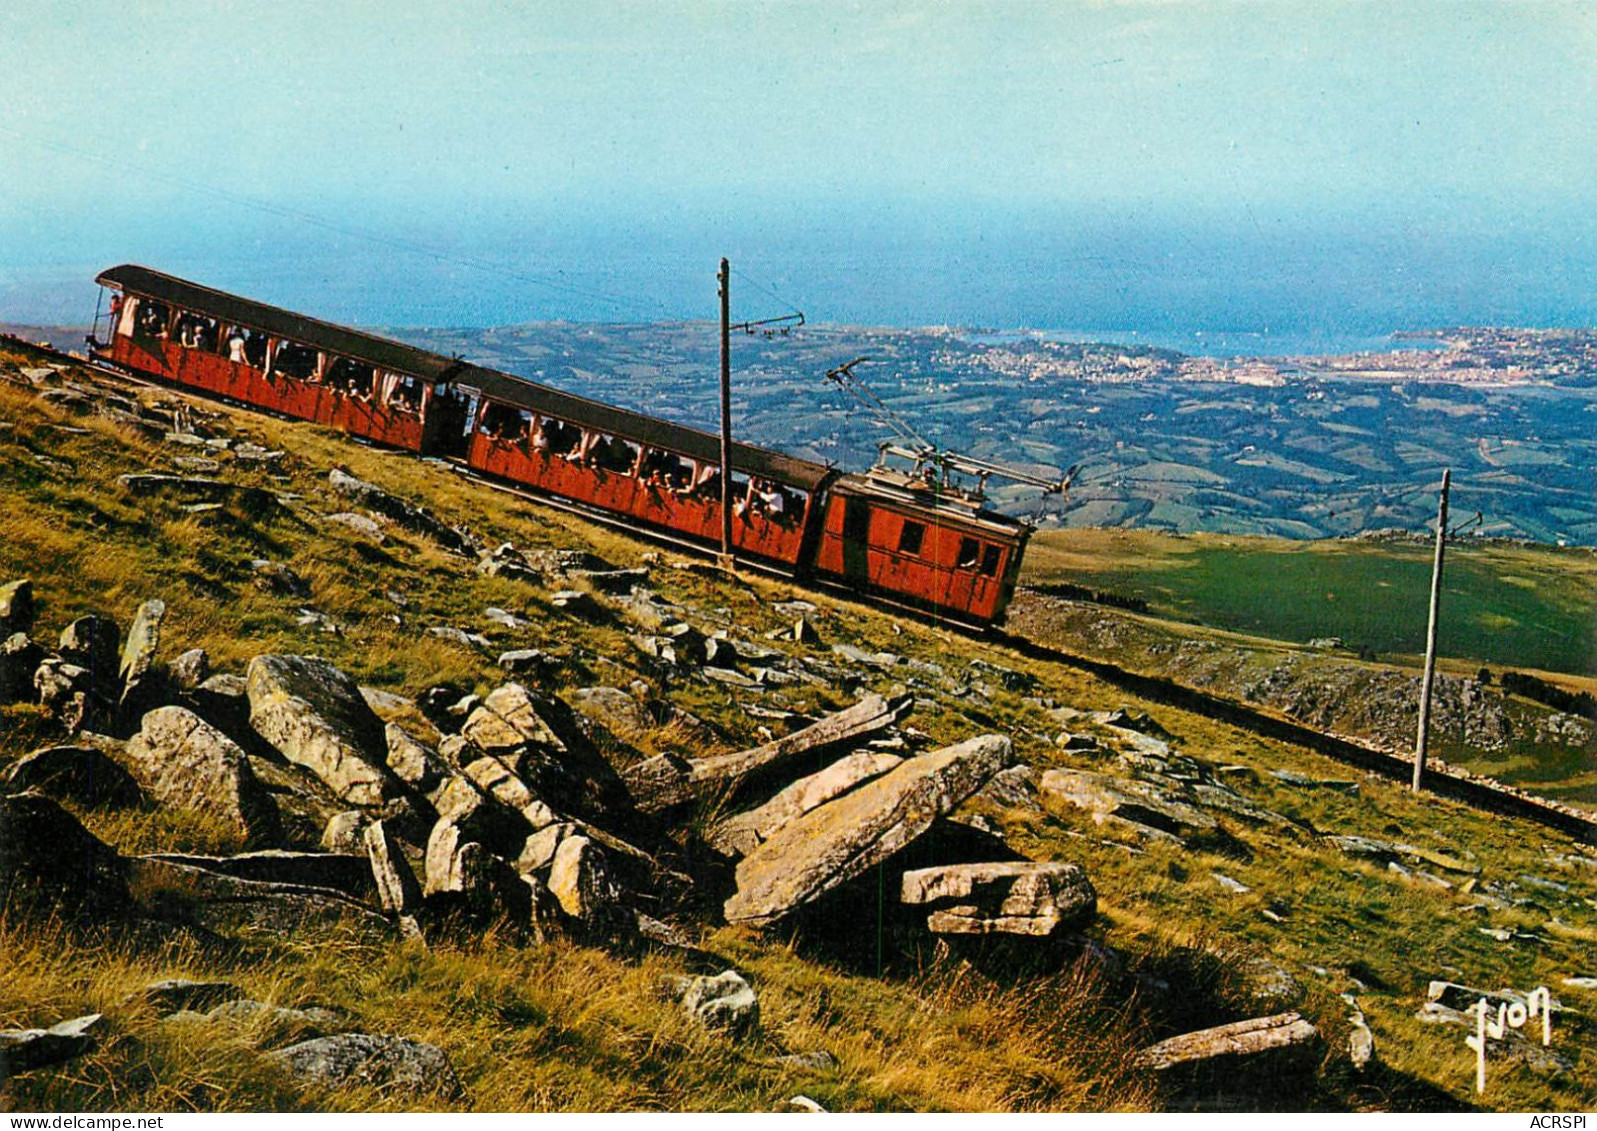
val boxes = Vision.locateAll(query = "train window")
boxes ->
[639,447,691,490]
[596,435,640,473]
[537,417,581,457]
[272,341,320,381]
[478,401,526,441]
[173,313,217,350]
[134,300,171,339]
[957,536,981,569]
[243,330,268,368]
[898,521,926,556]
[384,374,423,413]
[327,357,376,400]
[980,544,1003,576]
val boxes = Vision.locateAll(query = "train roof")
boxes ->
[97,263,836,491]
[98,264,466,384]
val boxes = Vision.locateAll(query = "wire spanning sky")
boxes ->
[3,2,1595,329]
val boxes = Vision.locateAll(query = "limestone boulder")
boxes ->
[1,745,144,809]
[365,820,422,914]
[0,633,44,704]
[0,793,132,924]
[1134,1011,1321,1078]
[246,655,400,807]
[724,734,1012,927]
[666,970,759,1040]
[125,857,391,938]
[267,1032,462,1097]
[140,850,373,899]
[0,579,35,636]
[118,599,168,719]
[122,706,281,845]
[459,681,566,754]
[709,751,904,857]
[901,861,1096,937]
[385,723,448,793]
[169,648,211,691]
[547,834,625,934]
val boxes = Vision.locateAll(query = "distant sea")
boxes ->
[4,207,1592,355]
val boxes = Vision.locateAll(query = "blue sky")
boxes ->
[2,2,1595,328]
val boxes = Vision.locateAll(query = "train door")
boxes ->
[840,494,872,589]
[426,387,476,458]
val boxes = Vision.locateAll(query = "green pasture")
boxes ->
[1024,529,1597,678]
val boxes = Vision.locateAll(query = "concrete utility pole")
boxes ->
[718,258,734,569]
[1413,468,1451,793]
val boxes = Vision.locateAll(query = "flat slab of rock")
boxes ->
[0,1013,102,1077]
[901,861,1096,937]
[724,734,1012,927]
[126,857,390,938]
[1134,1011,1321,1075]
[267,1032,462,1096]
[328,467,477,556]
[136,979,245,1016]
[247,655,399,807]
[708,751,904,857]
[122,706,281,844]
[1,745,144,808]
[142,850,373,899]
[626,693,912,813]
[460,682,566,754]
[365,820,422,914]
[117,598,166,713]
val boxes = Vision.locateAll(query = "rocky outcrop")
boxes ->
[328,467,478,557]
[708,751,904,857]
[0,793,132,924]
[1134,1011,1321,1077]
[121,706,281,845]
[900,861,1096,937]
[626,693,912,814]
[0,1013,103,1080]
[724,734,1012,927]
[267,1032,462,1097]
[667,970,759,1039]
[246,655,400,807]
[0,745,144,809]
[125,856,391,937]
[0,633,44,704]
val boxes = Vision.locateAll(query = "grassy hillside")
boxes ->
[1023,528,1597,680]
[1,341,1594,1112]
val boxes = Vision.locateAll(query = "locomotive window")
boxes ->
[898,521,926,556]
[957,536,981,569]
[980,544,1003,576]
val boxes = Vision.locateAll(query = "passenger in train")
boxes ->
[244,330,268,369]
[387,375,423,414]
[194,318,219,352]
[680,464,719,500]
[226,327,248,364]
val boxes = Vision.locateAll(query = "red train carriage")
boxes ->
[440,364,836,569]
[88,264,1040,625]
[94,265,449,451]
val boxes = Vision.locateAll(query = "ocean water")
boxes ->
[4,207,1593,350]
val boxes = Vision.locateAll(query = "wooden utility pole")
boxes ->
[1413,468,1451,793]
[718,257,734,569]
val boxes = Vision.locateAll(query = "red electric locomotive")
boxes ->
[90,264,1056,625]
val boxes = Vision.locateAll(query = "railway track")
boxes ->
[8,333,1596,845]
